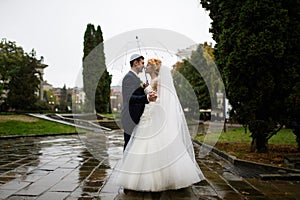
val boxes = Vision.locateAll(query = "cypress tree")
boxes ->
[82,24,112,113]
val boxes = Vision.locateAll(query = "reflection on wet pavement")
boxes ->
[0,130,300,199]
[0,130,121,199]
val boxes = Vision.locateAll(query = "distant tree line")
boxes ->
[201,0,300,152]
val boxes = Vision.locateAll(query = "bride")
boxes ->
[113,58,205,192]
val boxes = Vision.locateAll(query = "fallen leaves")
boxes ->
[215,142,300,168]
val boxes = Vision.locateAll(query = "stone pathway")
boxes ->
[0,130,300,199]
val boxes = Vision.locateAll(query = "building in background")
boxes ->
[110,86,122,112]
[36,63,48,100]
[176,44,198,59]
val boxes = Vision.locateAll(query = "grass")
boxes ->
[195,126,300,168]
[2,114,299,168]
[195,127,297,145]
[0,115,80,136]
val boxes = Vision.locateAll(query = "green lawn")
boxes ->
[0,115,80,136]
[195,126,299,168]
[195,126,297,146]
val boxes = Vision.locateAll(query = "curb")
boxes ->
[260,173,300,180]
[0,132,84,140]
[0,113,113,140]
[193,140,300,180]
[28,113,112,132]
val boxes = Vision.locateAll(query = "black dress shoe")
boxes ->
[123,188,129,194]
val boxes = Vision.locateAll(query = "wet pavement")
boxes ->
[0,130,300,199]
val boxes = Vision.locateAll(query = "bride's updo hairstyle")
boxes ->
[147,58,162,74]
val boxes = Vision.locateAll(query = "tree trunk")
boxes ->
[250,138,256,152]
[256,133,268,153]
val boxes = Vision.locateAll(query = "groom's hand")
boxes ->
[148,91,157,102]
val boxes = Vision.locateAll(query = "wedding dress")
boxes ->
[113,65,205,192]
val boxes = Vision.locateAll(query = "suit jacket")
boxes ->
[121,71,148,134]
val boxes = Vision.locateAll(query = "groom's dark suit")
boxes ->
[121,71,148,149]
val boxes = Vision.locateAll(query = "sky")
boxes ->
[0,0,214,88]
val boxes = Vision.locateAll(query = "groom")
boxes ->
[121,54,156,150]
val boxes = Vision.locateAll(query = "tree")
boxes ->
[94,25,111,113]
[201,0,295,152]
[0,39,43,111]
[174,43,219,115]
[95,69,111,113]
[0,39,25,107]
[173,60,202,120]
[60,84,67,112]
[176,58,210,110]
[82,24,112,113]
[284,0,300,150]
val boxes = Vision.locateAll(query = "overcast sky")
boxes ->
[0,0,214,88]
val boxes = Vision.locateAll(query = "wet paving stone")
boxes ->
[228,180,264,197]
[6,196,36,200]
[0,180,30,190]
[82,186,100,193]
[0,130,300,199]
[20,173,45,182]
[36,191,70,200]
[88,169,108,180]
[49,169,81,192]
[84,180,104,188]
[193,185,218,196]
[16,168,74,196]
[222,171,243,181]
[0,177,15,183]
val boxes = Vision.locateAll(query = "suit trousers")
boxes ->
[123,132,131,151]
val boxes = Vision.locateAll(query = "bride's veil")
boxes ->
[158,65,197,164]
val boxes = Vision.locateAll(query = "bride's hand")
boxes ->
[148,91,157,102]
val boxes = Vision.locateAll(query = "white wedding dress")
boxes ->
[113,66,205,192]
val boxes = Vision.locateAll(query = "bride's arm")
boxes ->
[152,80,158,92]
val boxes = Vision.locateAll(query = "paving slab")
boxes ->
[0,129,299,199]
